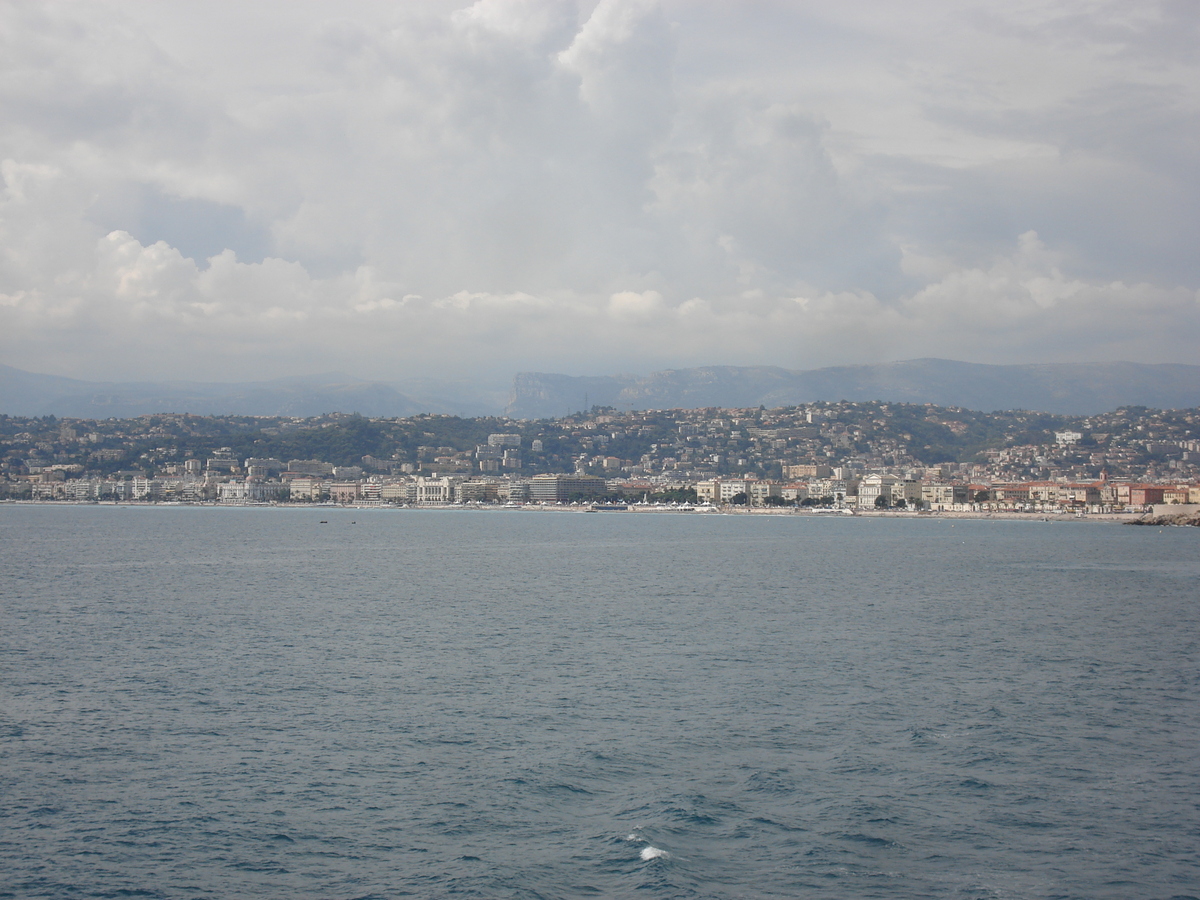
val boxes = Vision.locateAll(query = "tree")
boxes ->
[729,492,748,506]
[874,494,890,508]
[647,487,698,503]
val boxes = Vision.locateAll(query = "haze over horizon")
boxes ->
[2,1,1197,386]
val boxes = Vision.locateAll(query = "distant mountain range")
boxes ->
[504,359,1200,418]
[3,359,1200,419]
[0,365,506,419]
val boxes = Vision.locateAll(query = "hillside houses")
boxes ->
[4,402,1198,513]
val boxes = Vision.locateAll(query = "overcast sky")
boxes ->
[1,0,1197,384]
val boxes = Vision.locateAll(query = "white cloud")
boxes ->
[0,0,1197,383]
[608,289,664,321]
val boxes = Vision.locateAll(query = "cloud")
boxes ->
[4,222,1193,383]
[0,0,1197,383]
[608,289,664,321]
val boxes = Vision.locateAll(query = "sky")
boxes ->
[1,0,1198,385]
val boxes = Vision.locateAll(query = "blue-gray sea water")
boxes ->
[1,505,1198,899]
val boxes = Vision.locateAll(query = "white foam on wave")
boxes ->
[626,833,640,842]
[640,846,668,861]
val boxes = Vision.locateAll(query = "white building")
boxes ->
[781,483,809,502]
[808,478,848,505]
[921,483,969,510]
[381,482,414,503]
[857,474,897,508]
[719,479,752,502]
[528,474,606,502]
[287,477,324,501]
[747,481,781,506]
[416,476,458,504]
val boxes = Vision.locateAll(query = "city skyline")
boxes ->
[6,401,1198,513]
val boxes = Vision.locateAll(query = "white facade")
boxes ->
[747,481,781,505]
[922,483,969,510]
[719,480,751,502]
[857,474,897,508]
[416,476,458,504]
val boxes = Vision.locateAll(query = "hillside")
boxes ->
[505,359,1200,418]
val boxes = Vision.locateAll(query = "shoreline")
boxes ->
[0,498,1151,524]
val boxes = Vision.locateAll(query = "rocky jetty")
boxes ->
[1129,513,1200,527]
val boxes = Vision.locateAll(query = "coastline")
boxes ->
[0,498,1151,524]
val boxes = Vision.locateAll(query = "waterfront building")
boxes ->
[719,479,752,502]
[528,474,606,502]
[857,474,898,508]
[217,481,248,502]
[459,480,500,502]
[747,481,781,506]
[781,482,809,502]
[502,481,530,502]
[921,483,970,510]
[286,477,324,501]
[1129,485,1166,506]
[380,482,414,503]
[416,476,458,504]
[807,478,848,503]
[130,477,165,501]
[328,482,361,503]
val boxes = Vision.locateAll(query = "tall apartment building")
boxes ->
[528,474,606,502]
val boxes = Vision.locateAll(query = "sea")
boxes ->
[1,504,1198,899]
